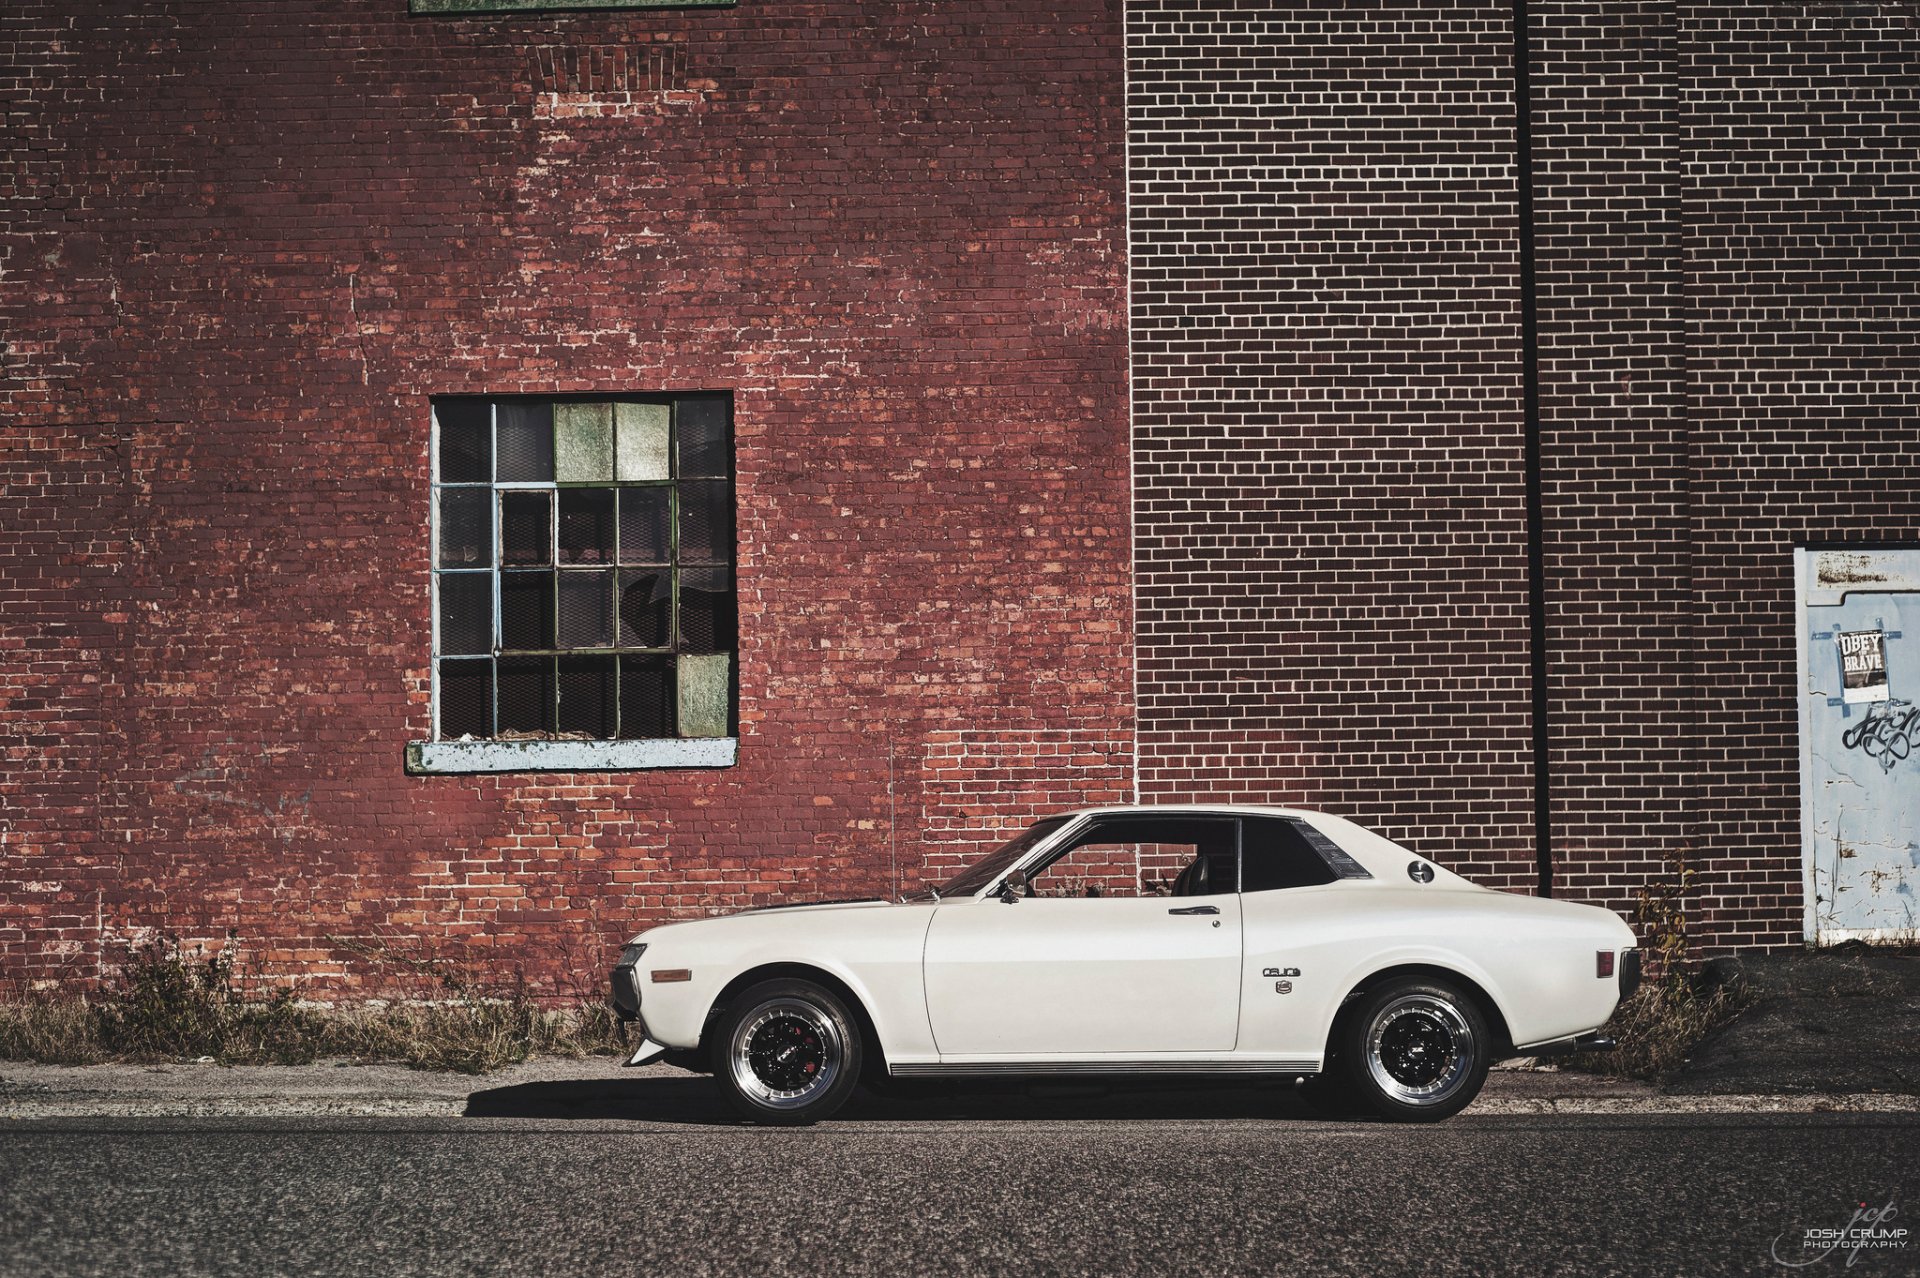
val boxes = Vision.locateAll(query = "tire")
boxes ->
[712,979,864,1126]
[1336,976,1490,1122]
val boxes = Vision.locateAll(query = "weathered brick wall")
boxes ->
[0,1,1133,991]
[1678,2,1920,952]
[1127,1,1540,891]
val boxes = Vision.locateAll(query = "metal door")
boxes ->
[1796,548,1920,944]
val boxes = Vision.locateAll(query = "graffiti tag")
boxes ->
[1841,698,1917,773]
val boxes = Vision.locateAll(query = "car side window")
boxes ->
[1239,817,1339,892]
[1025,816,1238,897]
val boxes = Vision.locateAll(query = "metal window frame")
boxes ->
[424,395,734,763]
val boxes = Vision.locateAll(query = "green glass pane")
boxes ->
[615,402,670,481]
[555,402,614,482]
[677,653,730,739]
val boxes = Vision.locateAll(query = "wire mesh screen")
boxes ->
[558,656,617,738]
[495,657,554,736]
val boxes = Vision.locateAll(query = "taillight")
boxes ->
[1596,950,1615,979]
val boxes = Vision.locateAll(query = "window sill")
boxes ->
[406,737,737,774]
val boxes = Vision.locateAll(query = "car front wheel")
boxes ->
[1338,976,1490,1122]
[713,979,864,1126]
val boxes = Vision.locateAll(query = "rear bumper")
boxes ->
[1618,947,1642,1002]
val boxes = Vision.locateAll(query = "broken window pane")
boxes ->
[557,488,615,565]
[619,655,674,739]
[678,567,735,654]
[500,490,552,566]
[676,396,729,477]
[557,569,614,649]
[437,400,492,483]
[678,653,731,738]
[496,656,554,736]
[437,488,492,569]
[678,481,731,565]
[619,488,670,564]
[555,402,614,482]
[615,402,671,481]
[558,655,616,738]
[496,401,554,481]
[618,570,671,648]
[499,570,554,650]
[438,658,493,739]
[437,572,493,656]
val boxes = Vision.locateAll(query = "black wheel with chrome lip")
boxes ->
[713,978,864,1126]
[1337,975,1490,1122]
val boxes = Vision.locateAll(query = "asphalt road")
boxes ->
[3,1088,1915,1278]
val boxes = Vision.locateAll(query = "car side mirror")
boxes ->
[999,871,1026,903]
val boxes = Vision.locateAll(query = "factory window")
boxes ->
[410,394,736,774]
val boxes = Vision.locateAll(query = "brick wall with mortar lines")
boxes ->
[0,1,1133,991]
[1127,1,1540,891]
[1678,3,1920,952]
[1529,1,1693,927]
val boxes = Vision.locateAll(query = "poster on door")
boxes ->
[1837,629,1890,704]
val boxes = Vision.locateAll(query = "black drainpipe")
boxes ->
[1514,0,1552,898]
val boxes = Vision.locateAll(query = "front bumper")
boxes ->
[610,941,647,1021]
[611,961,642,1022]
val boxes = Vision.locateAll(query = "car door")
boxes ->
[921,815,1243,1057]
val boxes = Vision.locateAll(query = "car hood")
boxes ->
[625,895,935,945]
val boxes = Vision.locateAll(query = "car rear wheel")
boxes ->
[1338,976,1490,1122]
[713,979,864,1126]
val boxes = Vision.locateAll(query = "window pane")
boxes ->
[437,488,492,568]
[496,401,554,481]
[500,490,552,566]
[557,569,613,649]
[558,655,616,738]
[438,658,493,739]
[437,572,493,655]
[500,571,554,650]
[1240,818,1339,892]
[618,570,671,648]
[677,652,730,738]
[555,402,614,482]
[678,567,734,655]
[676,396,729,478]
[557,488,615,565]
[619,488,670,564]
[615,402,670,481]
[436,401,492,483]
[496,656,554,736]
[619,655,674,739]
[678,481,731,565]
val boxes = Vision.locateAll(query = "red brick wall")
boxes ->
[1129,1,1920,953]
[1530,1,1691,926]
[1127,1,1540,891]
[1676,2,1920,952]
[0,1,1133,992]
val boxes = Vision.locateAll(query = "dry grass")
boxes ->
[0,938,626,1074]
[1559,848,1751,1082]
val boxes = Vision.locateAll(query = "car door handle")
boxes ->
[1167,905,1219,915]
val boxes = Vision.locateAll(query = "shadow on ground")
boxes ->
[463,1073,1325,1125]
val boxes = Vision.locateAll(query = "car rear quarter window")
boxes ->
[1239,817,1341,892]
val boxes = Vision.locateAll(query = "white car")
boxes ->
[609,805,1640,1124]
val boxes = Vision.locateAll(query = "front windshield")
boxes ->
[929,816,1072,899]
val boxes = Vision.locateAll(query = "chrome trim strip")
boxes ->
[889,1060,1321,1078]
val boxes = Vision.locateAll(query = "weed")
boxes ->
[0,934,626,1073]
[1560,849,1750,1082]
